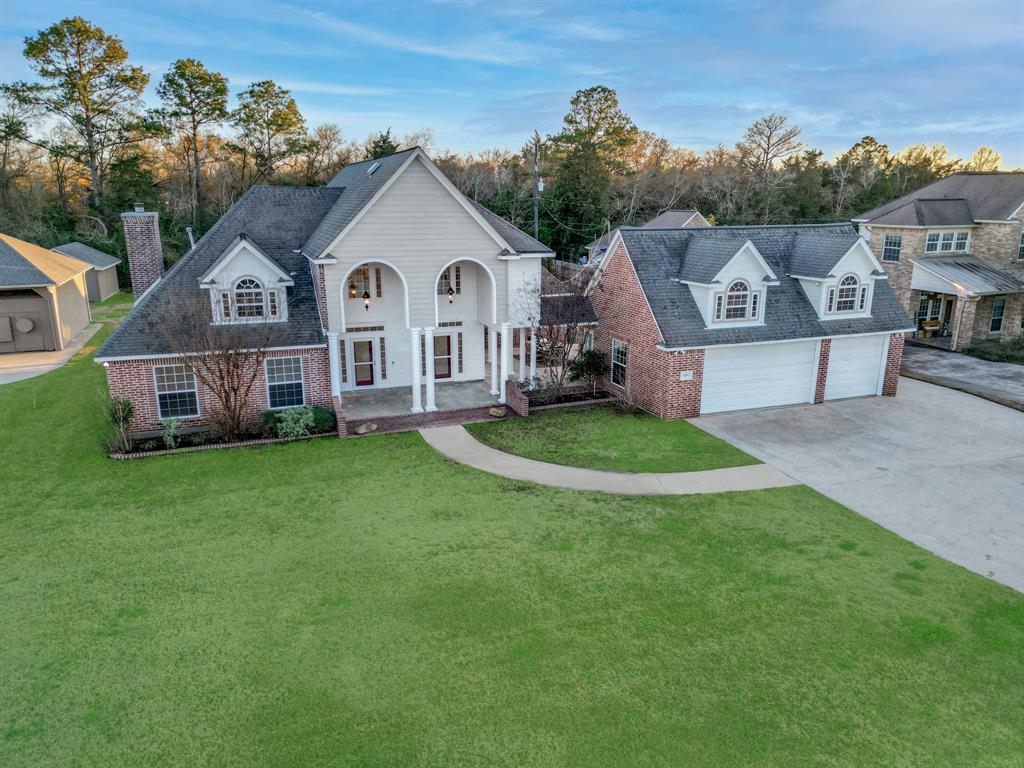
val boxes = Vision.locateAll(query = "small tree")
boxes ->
[106,395,134,453]
[161,292,274,440]
[569,348,607,394]
[525,269,597,400]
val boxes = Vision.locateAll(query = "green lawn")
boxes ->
[468,405,758,473]
[1,317,1022,767]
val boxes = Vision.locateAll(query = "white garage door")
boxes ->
[825,335,887,401]
[701,340,817,414]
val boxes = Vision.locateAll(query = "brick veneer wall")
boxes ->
[504,380,529,416]
[882,333,904,396]
[814,339,831,404]
[590,241,704,419]
[106,346,331,434]
[121,210,164,299]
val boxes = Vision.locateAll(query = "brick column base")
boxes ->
[504,380,529,417]
[332,395,347,436]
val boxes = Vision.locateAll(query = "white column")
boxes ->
[424,326,437,412]
[518,326,526,382]
[409,327,423,413]
[528,325,537,386]
[327,331,341,396]
[498,322,511,404]
[489,325,499,395]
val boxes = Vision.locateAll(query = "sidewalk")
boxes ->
[420,425,798,495]
[0,323,101,385]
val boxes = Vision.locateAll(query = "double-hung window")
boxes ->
[990,296,1006,333]
[266,356,305,409]
[155,364,199,419]
[882,234,902,262]
[925,231,969,253]
[610,338,628,388]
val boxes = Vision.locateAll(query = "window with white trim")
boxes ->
[990,296,1006,333]
[925,231,969,253]
[882,233,902,262]
[610,338,628,387]
[437,266,461,296]
[1018,231,1024,260]
[829,274,860,313]
[266,356,304,409]
[215,278,284,322]
[349,267,371,298]
[155,364,199,418]
[234,278,265,317]
[713,280,762,322]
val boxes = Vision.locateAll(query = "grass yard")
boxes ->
[467,404,758,473]
[1,316,1022,767]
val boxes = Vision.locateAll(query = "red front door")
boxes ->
[353,340,374,386]
[433,335,452,380]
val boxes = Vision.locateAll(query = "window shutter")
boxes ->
[714,294,723,320]
[827,289,835,313]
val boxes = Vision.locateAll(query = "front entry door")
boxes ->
[433,335,452,380]
[353,340,374,386]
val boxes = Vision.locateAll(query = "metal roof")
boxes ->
[911,255,1024,296]
[53,241,121,269]
[0,234,92,288]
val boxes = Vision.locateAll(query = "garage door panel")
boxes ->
[825,335,886,401]
[701,341,816,414]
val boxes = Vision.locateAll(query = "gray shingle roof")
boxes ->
[616,224,912,349]
[642,210,704,228]
[468,200,552,253]
[302,148,419,257]
[855,172,1024,224]
[676,235,752,284]
[98,186,343,359]
[911,255,1024,296]
[53,241,121,269]
[788,230,862,278]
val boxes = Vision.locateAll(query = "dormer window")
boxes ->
[826,274,869,315]
[713,280,761,322]
[213,277,284,323]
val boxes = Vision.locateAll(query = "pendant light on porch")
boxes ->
[362,290,371,311]
[447,285,455,304]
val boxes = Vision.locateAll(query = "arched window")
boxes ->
[835,274,859,312]
[234,278,265,318]
[724,280,750,320]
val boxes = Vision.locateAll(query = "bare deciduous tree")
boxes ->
[736,113,803,223]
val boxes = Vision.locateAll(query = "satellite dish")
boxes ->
[15,317,34,334]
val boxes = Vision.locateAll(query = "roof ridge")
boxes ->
[341,146,420,168]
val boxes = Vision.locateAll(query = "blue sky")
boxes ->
[3,0,1023,165]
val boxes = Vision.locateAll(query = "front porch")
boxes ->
[342,380,498,420]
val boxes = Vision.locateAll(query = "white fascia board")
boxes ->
[95,342,328,364]
[712,240,779,283]
[673,278,722,288]
[788,274,827,282]
[656,328,915,352]
[201,237,294,286]
[298,249,337,265]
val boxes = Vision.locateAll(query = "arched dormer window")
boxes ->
[827,274,867,314]
[714,280,761,322]
[234,278,265,318]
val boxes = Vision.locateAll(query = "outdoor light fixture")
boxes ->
[349,282,357,299]
[447,286,455,304]
[362,290,371,311]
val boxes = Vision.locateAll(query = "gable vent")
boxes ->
[367,162,380,176]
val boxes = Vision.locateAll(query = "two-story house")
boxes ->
[586,223,913,417]
[853,172,1024,351]
[97,148,551,435]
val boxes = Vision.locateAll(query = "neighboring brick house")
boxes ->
[587,224,913,418]
[853,172,1024,351]
[96,147,551,437]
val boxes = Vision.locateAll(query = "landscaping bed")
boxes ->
[467,404,759,473]
[965,335,1024,366]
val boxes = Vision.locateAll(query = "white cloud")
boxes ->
[228,75,396,97]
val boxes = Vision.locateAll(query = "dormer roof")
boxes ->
[199,233,294,286]
[788,231,863,278]
[676,237,777,284]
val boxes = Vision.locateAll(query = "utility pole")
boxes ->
[532,131,541,241]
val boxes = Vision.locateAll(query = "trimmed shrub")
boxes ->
[276,406,315,439]
[309,405,336,433]
[261,409,280,437]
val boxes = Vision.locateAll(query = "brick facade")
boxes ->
[590,241,704,419]
[814,339,831,404]
[504,379,529,416]
[863,211,1024,350]
[106,346,331,435]
[882,333,904,396]
[121,209,165,299]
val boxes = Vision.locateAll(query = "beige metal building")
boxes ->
[0,234,92,353]
[53,241,122,301]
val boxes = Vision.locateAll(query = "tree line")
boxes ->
[0,16,1011,273]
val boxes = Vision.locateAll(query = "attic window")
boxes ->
[367,162,380,176]
[713,280,761,323]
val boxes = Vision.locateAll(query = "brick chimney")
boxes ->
[121,203,164,299]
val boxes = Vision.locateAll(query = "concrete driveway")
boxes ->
[902,344,1024,411]
[0,323,100,385]
[694,378,1024,592]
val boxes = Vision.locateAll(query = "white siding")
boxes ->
[323,157,508,331]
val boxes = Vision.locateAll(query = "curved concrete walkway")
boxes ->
[419,425,799,495]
